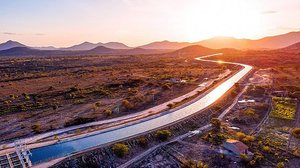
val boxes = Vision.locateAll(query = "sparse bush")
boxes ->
[64,116,96,127]
[276,162,284,168]
[242,135,255,143]
[167,103,175,109]
[262,146,271,153]
[291,128,300,139]
[210,118,221,132]
[31,123,42,133]
[236,132,246,140]
[122,99,133,110]
[253,152,264,163]
[240,153,249,162]
[137,137,148,148]
[103,109,112,116]
[95,101,101,107]
[197,161,208,168]
[112,143,129,158]
[156,129,172,141]
[183,159,196,168]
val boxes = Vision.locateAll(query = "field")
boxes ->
[270,97,297,120]
[0,54,233,141]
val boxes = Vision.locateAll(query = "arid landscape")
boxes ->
[1,0,300,168]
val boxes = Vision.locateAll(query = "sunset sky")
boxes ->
[1,0,300,47]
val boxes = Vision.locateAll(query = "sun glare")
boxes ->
[183,0,262,41]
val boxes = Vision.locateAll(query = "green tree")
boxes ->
[112,143,129,158]
[210,118,221,132]
[156,129,172,141]
[276,162,284,168]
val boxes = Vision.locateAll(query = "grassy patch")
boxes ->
[270,97,297,120]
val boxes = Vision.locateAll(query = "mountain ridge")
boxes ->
[1,31,300,51]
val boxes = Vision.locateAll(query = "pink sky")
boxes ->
[1,0,300,47]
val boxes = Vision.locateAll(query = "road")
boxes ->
[25,53,252,166]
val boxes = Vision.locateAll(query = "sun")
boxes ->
[183,0,263,41]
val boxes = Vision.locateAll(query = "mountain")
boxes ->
[139,40,192,50]
[196,31,300,50]
[253,31,300,49]
[139,31,300,50]
[62,41,131,50]
[197,37,250,49]
[86,46,117,54]
[0,46,169,57]
[122,48,171,55]
[0,47,75,56]
[0,40,26,50]
[33,46,57,50]
[171,45,216,57]
[103,42,132,50]
[277,42,300,54]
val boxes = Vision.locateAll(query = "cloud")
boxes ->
[261,10,277,14]
[2,32,17,35]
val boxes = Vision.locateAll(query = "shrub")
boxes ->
[31,123,42,133]
[137,137,148,148]
[95,101,101,107]
[112,143,129,158]
[262,146,271,153]
[197,161,208,168]
[291,128,300,139]
[242,135,255,143]
[183,160,196,168]
[270,97,296,120]
[64,116,96,127]
[103,109,112,116]
[240,153,249,162]
[236,132,246,140]
[210,133,227,145]
[210,118,221,131]
[122,99,133,110]
[156,129,172,141]
[253,152,264,163]
[276,162,284,168]
[167,103,175,109]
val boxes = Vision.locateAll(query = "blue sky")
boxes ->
[1,0,300,47]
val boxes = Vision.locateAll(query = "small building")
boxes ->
[223,139,252,157]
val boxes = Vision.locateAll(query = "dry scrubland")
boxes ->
[0,54,232,141]
[207,51,300,97]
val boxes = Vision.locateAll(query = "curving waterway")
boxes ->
[29,54,252,164]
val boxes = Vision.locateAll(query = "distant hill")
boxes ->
[139,31,300,50]
[171,45,216,57]
[103,42,132,50]
[0,47,75,56]
[139,40,192,50]
[196,31,300,50]
[170,45,241,57]
[0,40,26,50]
[2,31,300,51]
[62,41,132,50]
[85,46,117,54]
[276,42,300,54]
[0,46,169,57]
